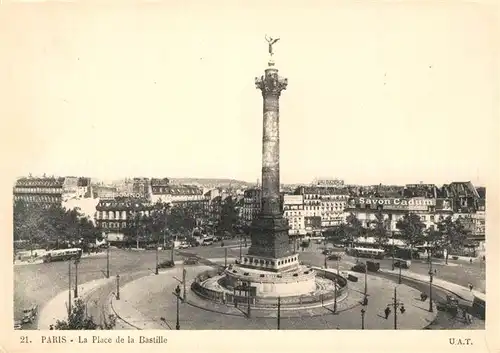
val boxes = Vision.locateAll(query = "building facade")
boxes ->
[132,178,151,200]
[94,198,152,236]
[283,194,306,236]
[93,185,117,200]
[150,184,206,205]
[13,176,92,206]
[294,186,349,233]
[242,188,261,225]
[345,196,455,235]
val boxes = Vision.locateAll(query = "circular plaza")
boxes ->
[108,261,438,330]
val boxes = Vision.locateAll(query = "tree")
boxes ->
[218,196,239,236]
[53,298,116,330]
[436,216,469,264]
[13,200,45,256]
[324,224,348,246]
[167,204,197,236]
[345,213,364,248]
[146,201,170,246]
[424,227,443,259]
[128,211,148,249]
[369,211,390,248]
[396,213,425,260]
[14,201,100,255]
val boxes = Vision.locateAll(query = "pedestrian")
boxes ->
[466,313,472,324]
[384,306,391,319]
[468,283,473,291]
[462,308,468,320]
[469,258,473,264]
[49,324,54,330]
[434,269,437,275]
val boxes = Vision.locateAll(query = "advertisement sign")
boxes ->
[347,197,435,211]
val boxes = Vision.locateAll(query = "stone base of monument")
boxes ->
[238,253,301,273]
[224,264,316,297]
[190,264,348,309]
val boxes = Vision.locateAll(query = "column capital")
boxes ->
[255,69,288,96]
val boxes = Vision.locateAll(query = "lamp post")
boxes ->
[183,268,187,302]
[68,259,72,318]
[155,236,159,275]
[239,233,242,262]
[363,261,368,306]
[333,276,338,313]
[116,274,120,300]
[175,285,181,330]
[106,244,110,279]
[224,247,228,268]
[393,287,398,329]
[361,308,366,329]
[391,286,405,330]
[74,259,80,298]
[429,251,434,312]
[170,233,174,264]
[277,296,281,330]
[398,263,402,284]
[246,281,251,318]
[391,234,395,271]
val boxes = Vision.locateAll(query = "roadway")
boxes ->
[14,242,242,328]
[14,241,483,329]
[299,243,485,291]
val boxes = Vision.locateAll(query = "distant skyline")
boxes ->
[16,174,486,188]
[2,3,498,187]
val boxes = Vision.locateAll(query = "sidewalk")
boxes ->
[110,266,201,330]
[38,277,113,329]
[382,268,484,301]
[14,252,107,267]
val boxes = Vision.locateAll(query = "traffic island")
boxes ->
[109,264,438,330]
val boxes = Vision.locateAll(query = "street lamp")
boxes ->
[398,263,402,284]
[277,296,281,330]
[429,252,434,312]
[391,286,406,330]
[67,259,72,317]
[116,274,120,300]
[74,259,80,298]
[106,241,110,279]
[239,233,243,262]
[391,234,395,271]
[155,235,159,275]
[245,281,251,318]
[361,308,366,329]
[333,276,338,313]
[183,268,187,302]
[175,285,181,330]
[363,261,368,306]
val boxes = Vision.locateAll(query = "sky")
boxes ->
[1,2,498,186]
